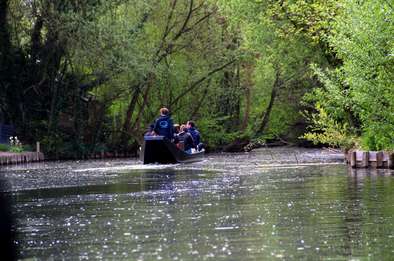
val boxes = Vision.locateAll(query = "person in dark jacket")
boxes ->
[153,107,174,140]
[177,124,195,153]
[186,120,201,149]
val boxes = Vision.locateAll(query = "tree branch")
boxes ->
[190,79,210,118]
[131,74,154,132]
[79,74,110,90]
[255,69,282,136]
[182,10,214,35]
[170,59,236,107]
[155,0,178,58]
[173,0,194,41]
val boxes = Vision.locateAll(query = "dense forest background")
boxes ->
[0,0,393,158]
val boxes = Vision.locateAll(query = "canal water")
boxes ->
[1,148,394,260]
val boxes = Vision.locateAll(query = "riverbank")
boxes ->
[0,152,44,165]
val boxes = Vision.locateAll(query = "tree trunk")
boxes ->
[90,103,107,153]
[216,64,241,131]
[190,81,210,119]
[256,69,282,136]
[128,86,152,146]
[30,16,43,61]
[121,82,144,145]
[240,62,254,131]
[241,83,251,131]
[0,0,10,122]
[46,46,64,133]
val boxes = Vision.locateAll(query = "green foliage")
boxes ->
[8,136,23,153]
[9,145,23,153]
[361,125,394,151]
[304,0,394,150]
[0,144,9,152]
[2,0,392,156]
[217,0,334,142]
[41,134,65,157]
[0,142,32,153]
[197,117,242,149]
[302,105,358,150]
[263,103,300,140]
[0,143,27,153]
[22,144,33,152]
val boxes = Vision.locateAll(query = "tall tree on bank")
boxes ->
[303,0,394,150]
[1,0,239,155]
[217,0,337,143]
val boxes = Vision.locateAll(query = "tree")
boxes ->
[217,0,334,142]
[304,0,394,150]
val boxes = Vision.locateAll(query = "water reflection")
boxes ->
[1,153,394,260]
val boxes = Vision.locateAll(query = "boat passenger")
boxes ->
[173,124,181,144]
[186,120,203,150]
[153,107,174,140]
[173,124,180,135]
[144,124,155,136]
[177,125,195,154]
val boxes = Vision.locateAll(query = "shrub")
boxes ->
[9,136,23,153]
[302,105,359,150]
[197,116,241,149]
[9,146,23,153]
[0,144,9,152]
[22,144,33,152]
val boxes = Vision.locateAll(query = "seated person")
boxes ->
[144,124,155,136]
[176,124,195,154]
[173,124,180,135]
[187,120,203,150]
[153,107,174,140]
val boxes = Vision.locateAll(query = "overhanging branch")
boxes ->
[169,59,236,107]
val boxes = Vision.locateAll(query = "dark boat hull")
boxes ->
[141,136,205,164]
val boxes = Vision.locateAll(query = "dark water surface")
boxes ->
[1,148,394,260]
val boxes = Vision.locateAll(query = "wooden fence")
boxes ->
[0,152,44,165]
[347,150,394,169]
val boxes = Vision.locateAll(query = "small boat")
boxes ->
[141,136,205,164]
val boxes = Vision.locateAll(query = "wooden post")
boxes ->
[36,142,40,161]
[376,151,383,168]
[345,150,351,164]
[389,153,394,169]
[350,151,357,168]
[361,151,369,168]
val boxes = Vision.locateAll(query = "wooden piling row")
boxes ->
[347,150,394,169]
[0,152,45,165]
